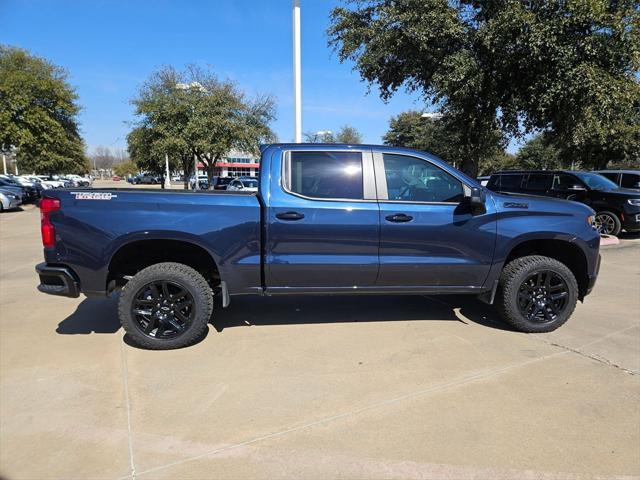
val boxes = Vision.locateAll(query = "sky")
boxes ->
[1,0,441,154]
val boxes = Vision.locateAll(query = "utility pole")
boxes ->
[293,0,302,143]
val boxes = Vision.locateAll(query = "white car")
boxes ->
[227,177,259,192]
[64,174,92,187]
[21,175,54,189]
[36,176,67,188]
[0,189,22,211]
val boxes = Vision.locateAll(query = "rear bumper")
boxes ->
[35,263,80,298]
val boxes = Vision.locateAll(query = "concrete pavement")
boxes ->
[1,204,638,479]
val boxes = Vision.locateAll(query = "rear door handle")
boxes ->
[276,211,305,221]
[385,213,413,223]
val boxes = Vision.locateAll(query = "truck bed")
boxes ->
[42,188,262,296]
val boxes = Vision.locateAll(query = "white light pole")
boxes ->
[164,153,171,189]
[2,153,6,175]
[293,0,302,143]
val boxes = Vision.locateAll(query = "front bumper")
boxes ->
[585,254,601,296]
[35,263,80,298]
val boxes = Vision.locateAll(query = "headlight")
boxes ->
[587,215,595,228]
[628,199,640,206]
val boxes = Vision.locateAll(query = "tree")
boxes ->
[328,1,639,175]
[130,65,276,189]
[304,130,335,143]
[383,110,503,170]
[113,160,138,178]
[335,125,363,143]
[89,146,116,170]
[304,125,363,143]
[0,45,88,174]
[517,134,564,171]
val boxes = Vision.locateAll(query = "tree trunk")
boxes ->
[460,157,478,178]
[181,156,190,190]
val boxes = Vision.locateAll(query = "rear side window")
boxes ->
[287,151,363,200]
[621,173,640,189]
[488,174,524,191]
[523,173,552,192]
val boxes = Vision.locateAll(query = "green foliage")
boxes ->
[383,110,504,172]
[304,124,363,143]
[113,160,138,178]
[329,1,640,174]
[0,45,88,174]
[517,134,564,170]
[129,65,276,189]
[335,125,363,143]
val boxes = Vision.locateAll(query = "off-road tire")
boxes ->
[496,255,578,333]
[118,262,213,349]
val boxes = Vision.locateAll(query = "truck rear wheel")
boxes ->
[118,262,213,349]
[496,255,578,333]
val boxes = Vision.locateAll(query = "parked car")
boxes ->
[6,175,43,198]
[476,176,490,187]
[22,175,56,190]
[0,176,37,202]
[593,170,640,191]
[486,170,640,236]
[36,176,70,188]
[227,177,259,192]
[131,173,160,185]
[210,176,233,190]
[112,175,121,182]
[189,175,209,189]
[63,174,92,187]
[0,188,22,211]
[0,181,26,202]
[36,144,601,349]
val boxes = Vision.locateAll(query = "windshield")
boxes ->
[574,172,619,190]
[241,179,258,188]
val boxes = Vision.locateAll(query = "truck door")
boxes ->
[265,149,379,288]
[374,152,496,287]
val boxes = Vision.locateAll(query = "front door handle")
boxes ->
[276,211,305,221]
[385,213,413,223]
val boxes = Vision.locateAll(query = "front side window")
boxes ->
[552,174,582,190]
[287,151,363,200]
[382,154,463,203]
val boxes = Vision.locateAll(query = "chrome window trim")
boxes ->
[373,151,468,205]
[280,149,377,203]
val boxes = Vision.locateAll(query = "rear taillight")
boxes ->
[40,198,60,248]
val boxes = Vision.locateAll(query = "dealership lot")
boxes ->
[1,205,639,479]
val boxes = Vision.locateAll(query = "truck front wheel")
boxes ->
[118,262,214,349]
[496,255,578,333]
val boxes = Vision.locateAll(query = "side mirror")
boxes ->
[466,186,486,207]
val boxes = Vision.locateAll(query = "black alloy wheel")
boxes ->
[131,280,195,339]
[517,270,569,324]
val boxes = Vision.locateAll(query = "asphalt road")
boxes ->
[1,204,639,479]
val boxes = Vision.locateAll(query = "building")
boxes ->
[196,150,259,177]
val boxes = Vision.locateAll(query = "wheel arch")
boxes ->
[502,238,589,299]
[107,235,221,293]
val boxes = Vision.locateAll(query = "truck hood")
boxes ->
[488,190,595,216]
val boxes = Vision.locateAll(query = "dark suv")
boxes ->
[594,170,640,191]
[487,170,640,236]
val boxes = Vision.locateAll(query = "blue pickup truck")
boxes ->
[36,144,600,349]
